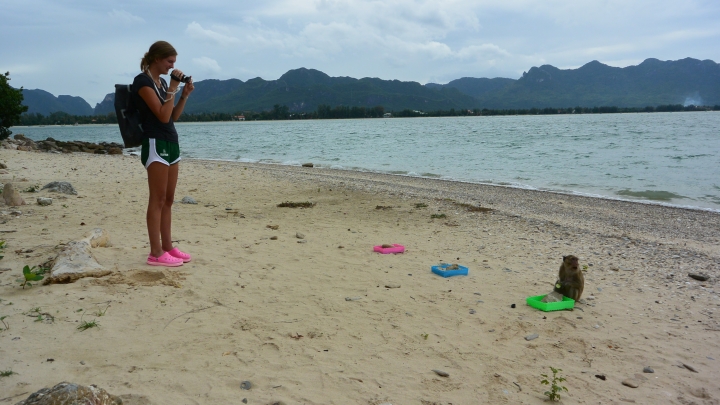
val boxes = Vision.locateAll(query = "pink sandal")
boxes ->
[147,252,184,267]
[166,247,192,263]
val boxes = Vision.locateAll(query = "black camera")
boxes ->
[170,72,192,83]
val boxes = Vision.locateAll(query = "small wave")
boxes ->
[615,189,686,201]
[671,154,712,160]
[420,172,442,178]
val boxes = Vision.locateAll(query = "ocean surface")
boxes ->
[13,112,720,211]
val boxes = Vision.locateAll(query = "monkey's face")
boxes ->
[564,255,579,271]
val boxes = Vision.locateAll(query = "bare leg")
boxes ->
[160,163,179,252]
[147,162,169,258]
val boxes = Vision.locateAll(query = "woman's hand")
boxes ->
[169,69,185,92]
[182,79,194,98]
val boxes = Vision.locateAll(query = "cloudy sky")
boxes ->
[2,0,719,105]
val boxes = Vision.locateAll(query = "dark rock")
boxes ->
[0,162,7,169]
[302,163,314,167]
[688,273,709,281]
[42,181,77,195]
[643,366,654,373]
[595,374,606,380]
[240,381,252,390]
[15,382,122,405]
[107,147,123,155]
[682,363,699,373]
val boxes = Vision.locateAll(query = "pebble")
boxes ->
[270,236,278,240]
[682,363,698,373]
[595,374,606,380]
[345,297,362,301]
[469,309,476,314]
[524,333,539,341]
[622,379,639,388]
[385,284,401,289]
[181,196,197,204]
[37,197,52,206]
[510,304,516,308]
[432,369,450,377]
[240,381,252,390]
[643,366,654,373]
[688,273,709,281]
[296,232,305,239]
[297,240,307,244]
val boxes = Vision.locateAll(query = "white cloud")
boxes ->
[186,22,241,46]
[456,44,511,60]
[108,9,145,24]
[192,56,222,73]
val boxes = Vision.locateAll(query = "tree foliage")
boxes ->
[0,72,29,140]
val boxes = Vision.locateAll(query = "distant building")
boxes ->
[235,115,245,121]
[383,113,392,118]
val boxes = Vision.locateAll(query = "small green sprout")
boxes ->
[541,366,568,402]
[0,315,9,330]
[430,213,447,219]
[77,320,99,331]
[17,265,45,289]
[0,369,16,377]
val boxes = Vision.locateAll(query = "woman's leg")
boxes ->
[147,162,169,258]
[160,163,179,251]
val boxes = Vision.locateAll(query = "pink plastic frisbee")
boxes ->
[373,244,405,254]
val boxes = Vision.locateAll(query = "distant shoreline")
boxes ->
[17,103,720,126]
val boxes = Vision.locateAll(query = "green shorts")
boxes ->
[141,138,181,168]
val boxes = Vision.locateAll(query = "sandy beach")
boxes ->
[0,148,718,404]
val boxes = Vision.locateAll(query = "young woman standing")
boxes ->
[134,41,194,266]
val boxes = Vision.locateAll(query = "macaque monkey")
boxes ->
[553,255,584,301]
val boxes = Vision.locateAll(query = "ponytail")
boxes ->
[140,41,178,72]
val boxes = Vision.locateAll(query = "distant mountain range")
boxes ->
[21,57,720,116]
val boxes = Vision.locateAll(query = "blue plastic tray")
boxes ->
[431,263,468,277]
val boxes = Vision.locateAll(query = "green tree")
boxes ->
[0,72,29,140]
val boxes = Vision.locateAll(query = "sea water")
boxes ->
[13,111,720,211]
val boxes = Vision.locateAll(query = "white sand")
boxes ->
[0,149,718,404]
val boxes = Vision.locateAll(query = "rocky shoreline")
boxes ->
[1,134,123,155]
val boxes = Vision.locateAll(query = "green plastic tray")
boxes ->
[526,294,575,312]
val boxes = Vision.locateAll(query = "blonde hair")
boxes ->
[140,41,177,71]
